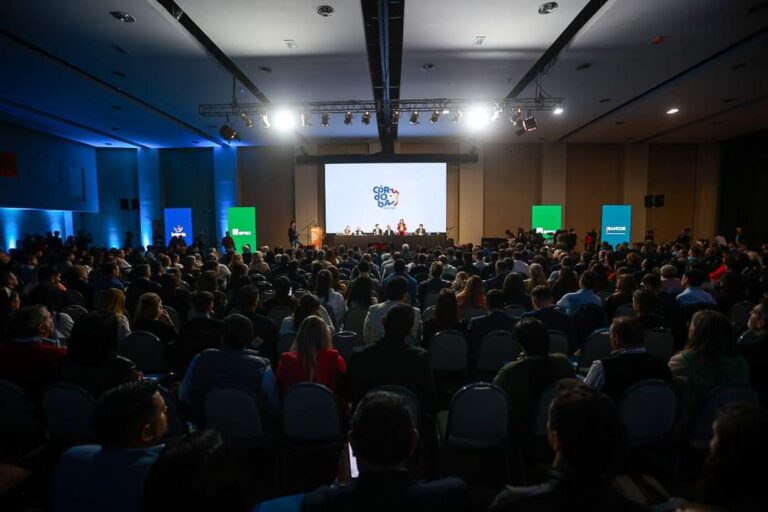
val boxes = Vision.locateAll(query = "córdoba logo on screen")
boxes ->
[373,186,400,209]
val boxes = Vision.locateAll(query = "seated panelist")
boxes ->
[355,226,364,236]
[415,224,426,236]
[383,225,395,236]
[343,225,352,235]
[372,224,383,236]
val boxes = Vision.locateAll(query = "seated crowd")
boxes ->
[1,227,768,511]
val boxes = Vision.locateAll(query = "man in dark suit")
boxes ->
[303,391,470,512]
[417,261,449,306]
[583,317,673,401]
[346,304,435,412]
[234,285,279,363]
[467,290,518,366]
[171,291,224,373]
[483,260,508,291]
[522,286,576,350]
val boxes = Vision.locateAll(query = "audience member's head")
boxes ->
[660,265,678,280]
[609,317,645,349]
[274,276,291,298]
[10,304,53,339]
[683,269,707,288]
[382,303,415,342]
[579,270,598,291]
[92,381,167,449]
[384,276,408,302]
[485,289,505,311]
[748,300,768,335]
[429,261,443,279]
[632,289,660,317]
[686,310,736,361]
[434,288,460,326]
[531,285,554,310]
[144,429,246,512]
[221,314,254,350]
[641,272,662,292]
[547,382,626,474]
[190,291,215,315]
[349,391,417,472]
[502,272,526,298]
[66,312,119,364]
[515,317,550,356]
[459,276,485,307]
[96,288,127,317]
[294,294,323,328]
[292,315,332,379]
[134,292,163,322]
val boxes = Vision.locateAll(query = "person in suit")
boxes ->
[347,304,434,411]
[383,225,395,236]
[483,260,508,292]
[522,286,576,350]
[172,291,224,373]
[467,290,518,367]
[414,223,426,236]
[583,317,673,401]
[362,277,421,344]
[372,224,383,236]
[417,261,449,307]
[303,391,470,512]
[288,220,300,250]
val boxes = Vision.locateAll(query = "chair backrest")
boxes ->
[332,331,363,362]
[204,387,264,445]
[614,304,636,319]
[268,306,293,326]
[618,379,677,447]
[422,292,440,309]
[63,304,89,322]
[371,385,421,423]
[163,305,181,329]
[0,379,40,434]
[429,330,468,371]
[503,304,526,318]
[548,330,570,355]
[422,305,437,323]
[119,330,167,373]
[276,333,296,357]
[579,330,612,369]
[690,383,760,449]
[282,383,342,442]
[446,383,508,449]
[574,303,608,345]
[532,382,560,438]
[643,328,674,361]
[42,383,96,443]
[342,307,368,336]
[476,330,520,373]
[463,307,488,321]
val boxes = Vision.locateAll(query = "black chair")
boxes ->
[579,330,611,371]
[476,330,520,375]
[119,330,167,374]
[548,330,570,356]
[42,382,96,446]
[618,379,677,447]
[429,330,468,372]
[0,379,43,463]
[203,387,266,447]
[573,303,608,349]
[332,331,363,363]
[689,383,760,449]
[341,307,367,336]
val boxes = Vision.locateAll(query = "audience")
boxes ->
[362,277,421,343]
[172,291,224,373]
[280,293,335,336]
[521,286,576,349]
[467,289,518,366]
[456,275,487,316]
[501,272,532,310]
[95,288,131,342]
[53,381,167,512]
[422,288,466,345]
[556,270,602,316]
[314,269,347,329]
[676,269,717,306]
[132,292,178,346]
[739,300,768,403]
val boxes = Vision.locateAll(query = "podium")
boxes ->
[310,226,324,248]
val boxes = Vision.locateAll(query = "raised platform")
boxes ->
[325,233,447,250]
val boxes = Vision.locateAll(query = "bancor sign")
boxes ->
[163,208,193,246]
[601,205,632,246]
[227,207,257,251]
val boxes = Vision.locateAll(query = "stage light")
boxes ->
[666,107,679,114]
[491,107,502,122]
[391,110,400,125]
[219,123,241,141]
[321,113,330,127]
[240,113,254,128]
[510,108,522,126]
[344,111,353,125]
[523,114,537,131]
[273,110,295,131]
[362,111,371,125]
[301,113,312,127]
[451,110,463,123]
[409,111,420,125]
[430,110,440,124]
[553,106,564,115]
[466,107,490,129]
[259,113,271,128]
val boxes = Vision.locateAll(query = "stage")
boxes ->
[325,233,447,250]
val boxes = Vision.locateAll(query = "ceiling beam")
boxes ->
[506,0,608,99]
[0,29,226,147]
[361,0,405,153]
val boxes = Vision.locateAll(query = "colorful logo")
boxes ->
[171,225,186,238]
[373,185,399,209]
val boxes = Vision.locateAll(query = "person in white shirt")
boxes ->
[313,269,346,328]
[363,276,421,343]
[510,251,530,276]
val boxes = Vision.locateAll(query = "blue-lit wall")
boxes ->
[161,148,216,246]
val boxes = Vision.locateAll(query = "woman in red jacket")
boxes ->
[276,315,347,394]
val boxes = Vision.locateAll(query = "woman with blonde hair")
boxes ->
[133,292,178,345]
[451,271,469,293]
[96,288,131,342]
[524,263,548,293]
[249,251,270,275]
[276,315,346,394]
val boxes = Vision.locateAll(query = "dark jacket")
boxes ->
[172,317,224,373]
[521,306,576,349]
[600,351,673,401]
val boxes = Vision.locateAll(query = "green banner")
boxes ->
[227,207,257,251]
[531,205,562,239]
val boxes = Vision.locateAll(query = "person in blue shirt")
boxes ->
[179,313,279,420]
[556,270,603,316]
[52,381,168,512]
[676,269,717,306]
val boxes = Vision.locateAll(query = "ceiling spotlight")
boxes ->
[409,111,420,125]
[241,114,254,128]
[553,105,564,115]
[451,110,463,123]
[317,5,335,17]
[430,110,441,124]
[259,113,271,128]
[491,107,502,122]
[273,110,295,131]
[110,11,136,23]
[538,2,559,15]
[666,107,680,114]
[523,114,537,131]
[391,110,400,125]
[362,111,372,125]
[466,107,490,130]
[321,113,330,127]
[219,123,240,141]
[344,111,353,125]
[510,108,523,126]
[301,113,312,127]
